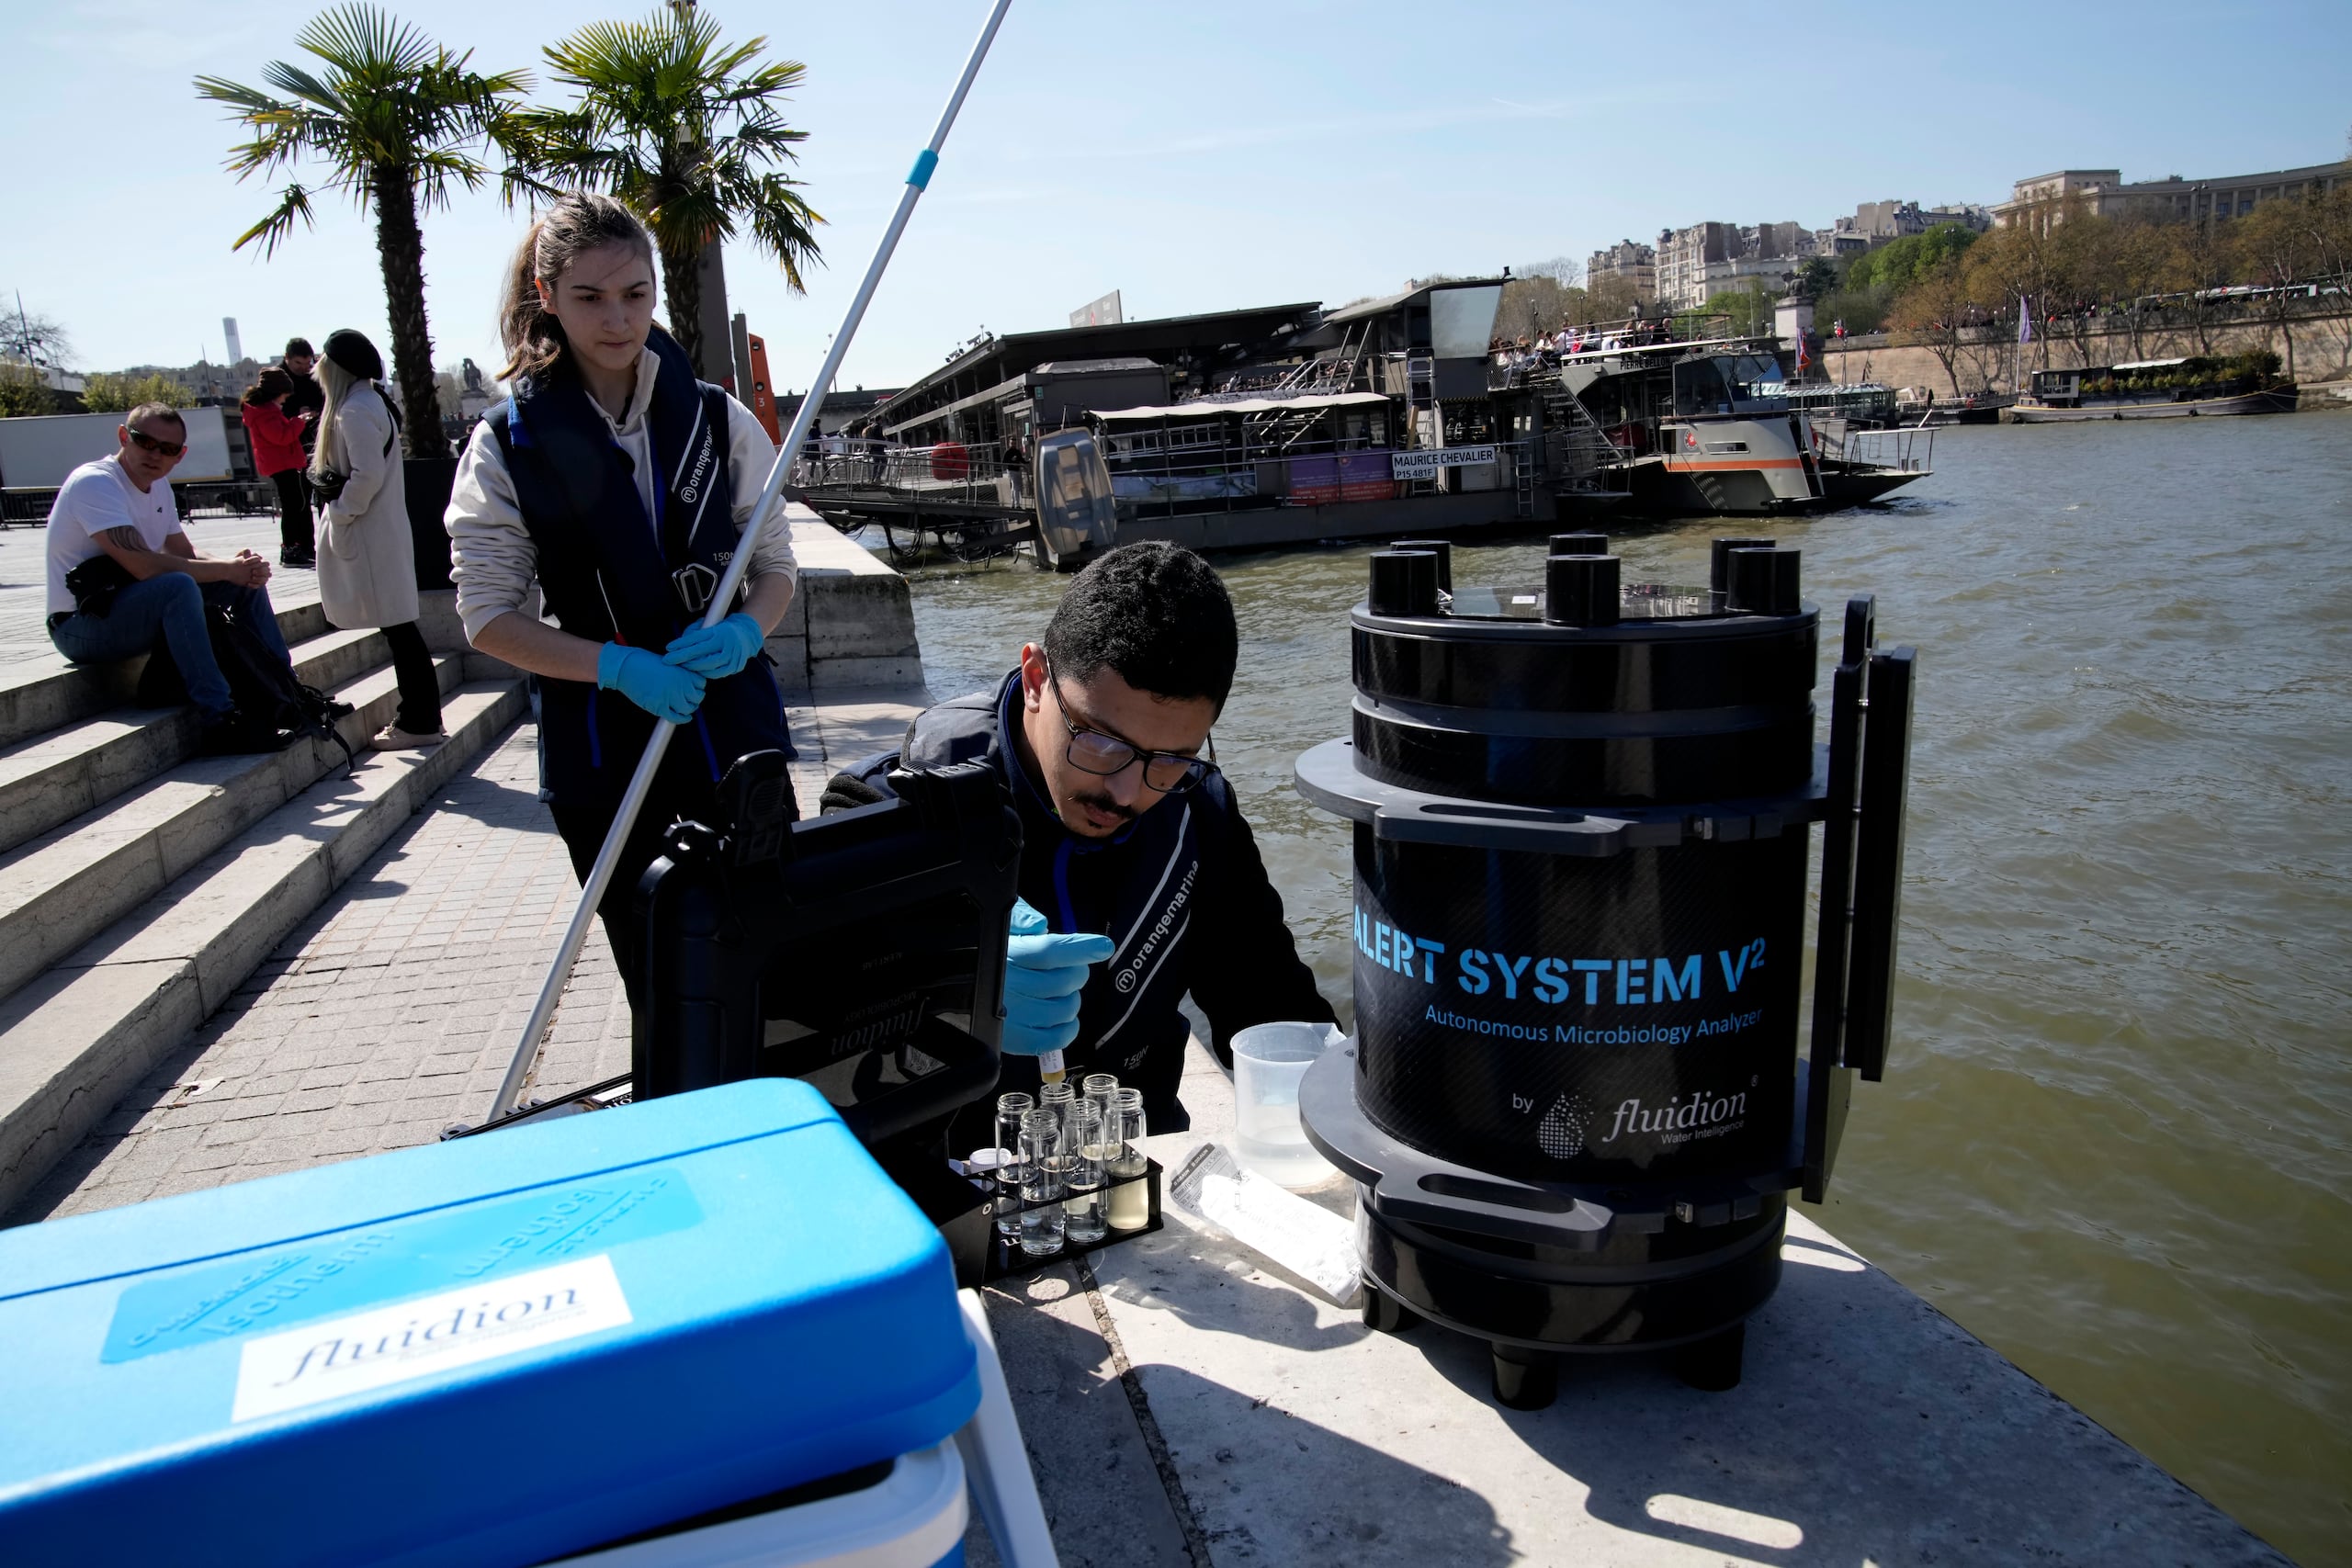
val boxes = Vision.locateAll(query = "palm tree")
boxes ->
[513,6,824,377]
[196,6,531,456]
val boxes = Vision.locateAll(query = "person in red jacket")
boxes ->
[240,369,313,568]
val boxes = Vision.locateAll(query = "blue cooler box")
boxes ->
[0,1080,980,1566]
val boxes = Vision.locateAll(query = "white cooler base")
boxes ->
[562,1292,1057,1568]
[562,1441,967,1568]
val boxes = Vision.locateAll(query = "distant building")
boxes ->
[1657,223,1733,309]
[1992,160,2352,231]
[1585,239,1657,299]
[104,358,262,404]
[1814,226,1874,260]
[1851,199,1929,241]
[1696,254,1802,301]
[772,385,905,439]
[1923,203,1994,233]
[1657,221,1809,308]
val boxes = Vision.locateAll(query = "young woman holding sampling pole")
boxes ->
[481,1,1017,1125]
[447,192,798,1014]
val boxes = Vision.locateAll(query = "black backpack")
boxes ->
[139,601,356,767]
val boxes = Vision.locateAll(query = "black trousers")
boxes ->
[271,468,312,556]
[549,772,726,1024]
[380,620,443,735]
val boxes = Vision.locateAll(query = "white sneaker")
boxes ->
[370,724,446,750]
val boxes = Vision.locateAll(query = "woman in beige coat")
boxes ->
[310,330,442,749]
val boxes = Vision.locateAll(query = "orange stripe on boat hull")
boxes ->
[1662,457,1808,471]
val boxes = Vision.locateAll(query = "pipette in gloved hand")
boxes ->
[1004,897,1111,1076]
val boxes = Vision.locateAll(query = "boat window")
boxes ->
[1672,357,1732,416]
[1676,355,1787,415]
[1725,355,1787,405]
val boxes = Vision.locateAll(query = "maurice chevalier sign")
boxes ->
[1391,446,1498,479]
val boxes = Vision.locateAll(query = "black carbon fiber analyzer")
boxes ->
[1295,536,1917,1407]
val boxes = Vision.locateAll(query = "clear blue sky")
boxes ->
[6,0,2348,393]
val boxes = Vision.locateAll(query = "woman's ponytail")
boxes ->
[496,193,657,384]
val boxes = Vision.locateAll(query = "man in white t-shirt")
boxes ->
[46,402,296,746]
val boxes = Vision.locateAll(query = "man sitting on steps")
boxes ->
[45,401,298,753]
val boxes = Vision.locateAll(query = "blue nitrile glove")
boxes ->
[1001,897,1115,1057]
[598,641,706,724]
[662,613,765,679]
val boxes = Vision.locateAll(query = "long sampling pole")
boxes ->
[488,0,1015,1123]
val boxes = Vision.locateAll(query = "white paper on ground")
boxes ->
[1167,1142,1362,1304]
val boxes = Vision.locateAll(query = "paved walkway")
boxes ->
[3,720,631,1224]
[3,663,929,1229]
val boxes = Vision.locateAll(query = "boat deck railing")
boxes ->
[1101,428,1534,516]
[1817,421,1935,473]
[788,446,1023,513]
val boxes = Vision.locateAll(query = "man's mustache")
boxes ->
[1069,789,1136,824]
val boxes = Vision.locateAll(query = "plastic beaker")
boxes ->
[1231,1021,1344,1189]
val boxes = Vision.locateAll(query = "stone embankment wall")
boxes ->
[1822,308,2352,394]
[417,509,922,699]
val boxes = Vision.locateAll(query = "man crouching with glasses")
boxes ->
[45,401,296,752]
[823,540,1336,1133]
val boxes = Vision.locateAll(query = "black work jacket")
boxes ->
[844,674,1334,1130]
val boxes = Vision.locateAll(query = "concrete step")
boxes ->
[0,598,331,752]
[0,621,386,859]
[0,651,468,1008]
[0,678,528,1217]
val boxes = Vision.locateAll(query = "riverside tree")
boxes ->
[197,6,533,457]
[1883,258,1986,397]
[511,6,824,378]
[80,373,198,413]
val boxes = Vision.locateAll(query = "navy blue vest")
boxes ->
[488,328,790,816]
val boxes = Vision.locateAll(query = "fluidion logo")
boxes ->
[231,1256,631,1422]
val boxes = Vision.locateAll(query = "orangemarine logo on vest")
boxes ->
[1114,861,1197,993]
[680,428,715,504]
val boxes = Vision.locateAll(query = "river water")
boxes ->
[887,413,2352,1562]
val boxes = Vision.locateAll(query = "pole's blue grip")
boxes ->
[908,148,940,189]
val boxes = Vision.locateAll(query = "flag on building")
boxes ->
[2018,295,2034,345]
[1795,333,1812,373]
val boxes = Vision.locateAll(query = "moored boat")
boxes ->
[1551,337,1930,517]
[2011,354,2295,422]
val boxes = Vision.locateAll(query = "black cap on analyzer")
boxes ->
[1390,539,1453,591]
[1544,554,1621,627]
[1368,550,1442,618]
[1724,547,1802,615]
[1710,537,1777,594]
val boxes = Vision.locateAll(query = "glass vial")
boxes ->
[993,1092,1034,1238]
[1018,1108,1067,1257]
[1106,1088,1151,1232]
[1082,1072,1120,1127]
[1065,1105,1108,1246]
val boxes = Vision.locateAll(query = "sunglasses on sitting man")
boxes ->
[125,427,187,458]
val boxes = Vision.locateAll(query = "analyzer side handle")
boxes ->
[1801,596,1872,1203]
[1842,646,1917,1082]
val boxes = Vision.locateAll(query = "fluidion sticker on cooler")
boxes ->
[230,1255,631,1422]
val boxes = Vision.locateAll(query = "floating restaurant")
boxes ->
[794,276,1929,558]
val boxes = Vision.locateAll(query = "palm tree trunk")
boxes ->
[661,243,704,374]
[370,165,447,458]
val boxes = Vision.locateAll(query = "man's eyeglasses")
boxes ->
[1046,661,1217,795]
[125,428,187,458]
